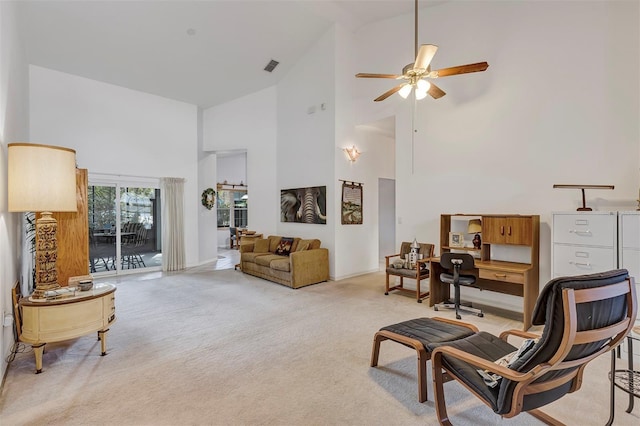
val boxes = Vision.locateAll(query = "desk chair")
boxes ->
[230,227,237,249]
[434,252,483,319]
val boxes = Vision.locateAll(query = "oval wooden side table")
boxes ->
[18,283,116,373]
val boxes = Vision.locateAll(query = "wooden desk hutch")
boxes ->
[430,214,540,330]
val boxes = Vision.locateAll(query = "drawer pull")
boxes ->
[569,229,592,235]
[494,273,507,278]
[569,261,592,267]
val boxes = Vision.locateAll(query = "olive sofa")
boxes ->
[239,235,329,288]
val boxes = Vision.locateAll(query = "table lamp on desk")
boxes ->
[8,143,78,299]
[468,219,482,249]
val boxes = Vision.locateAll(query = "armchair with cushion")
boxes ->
[429,269,637,425]
[385,241,434,303]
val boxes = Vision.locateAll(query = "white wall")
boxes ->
[203,86,278,240]
[353,0,640,310]
[217,153,246,187]
[29,66,201,267]
[276,28,336,276]
[333,23,397,280]
[0,0,29,379]
[333,125,395,280]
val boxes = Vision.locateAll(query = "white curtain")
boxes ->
[161,177,185,271]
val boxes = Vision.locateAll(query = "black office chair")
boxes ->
[434,252,483,319]
[229,227,237,249]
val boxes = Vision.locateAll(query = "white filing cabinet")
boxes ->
[552,211,618,278]
[619,211,640,326]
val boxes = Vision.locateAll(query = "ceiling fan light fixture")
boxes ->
[416,79,430,91]
[355,0,489,102]
[399,84,412,99]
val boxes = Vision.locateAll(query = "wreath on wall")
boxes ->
[201,188,216,210]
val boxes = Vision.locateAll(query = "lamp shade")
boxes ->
[467,219,482,234]
[8,143,77,212]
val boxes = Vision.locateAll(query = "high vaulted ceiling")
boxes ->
[16,1,448,108]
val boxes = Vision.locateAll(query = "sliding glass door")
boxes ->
[88,176,162,275]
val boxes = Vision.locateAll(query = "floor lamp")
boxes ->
[8,143,78,299]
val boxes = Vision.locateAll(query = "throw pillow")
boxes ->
[296,239,316,251]
[477,338,538,388]
[253,239,270,253]
[275,237,294,256]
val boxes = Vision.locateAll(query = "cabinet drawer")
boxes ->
[552,244,616,277]
[553,214,616,247]
[478,269,524,284]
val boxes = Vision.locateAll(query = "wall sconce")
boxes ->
[8,143,78,299]
[344,145,361,162]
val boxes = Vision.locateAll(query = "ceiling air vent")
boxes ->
[264,59,279,73]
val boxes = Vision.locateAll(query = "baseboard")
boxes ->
[333,268,380,282]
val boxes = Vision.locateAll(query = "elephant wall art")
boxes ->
[280,186,327,224]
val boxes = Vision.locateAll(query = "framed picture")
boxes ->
[449,232,465,248]
[341,182,362,225]
[280,186,327,224]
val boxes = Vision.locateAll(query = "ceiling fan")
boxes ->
[356,0,489,102]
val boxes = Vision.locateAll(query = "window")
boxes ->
[217,186,248,228]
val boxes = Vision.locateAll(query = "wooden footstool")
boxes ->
[371,317,478,402]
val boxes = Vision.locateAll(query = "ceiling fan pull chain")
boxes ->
[412,96,417,175]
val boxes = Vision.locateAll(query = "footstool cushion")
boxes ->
[381,317,477,345]
[371,317,478,402]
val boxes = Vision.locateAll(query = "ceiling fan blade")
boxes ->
[430,62,489,78]
[413,44,438,72]
[428,82,446,99]
[374,84,405,102]
[356,73,402,79]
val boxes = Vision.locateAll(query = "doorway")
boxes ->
[378,178,396,267]
[88,176,162,275]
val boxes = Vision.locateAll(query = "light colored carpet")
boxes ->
[1,261,639,425]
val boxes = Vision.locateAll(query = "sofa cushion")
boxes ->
[253,238,270,253]
[270,258,291,272]
[255,254,287,267]
[289,237,301,252]
[268,236,282,253]
[241,252,271,263]
[275,237,295,256]
[296,239,320,251]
